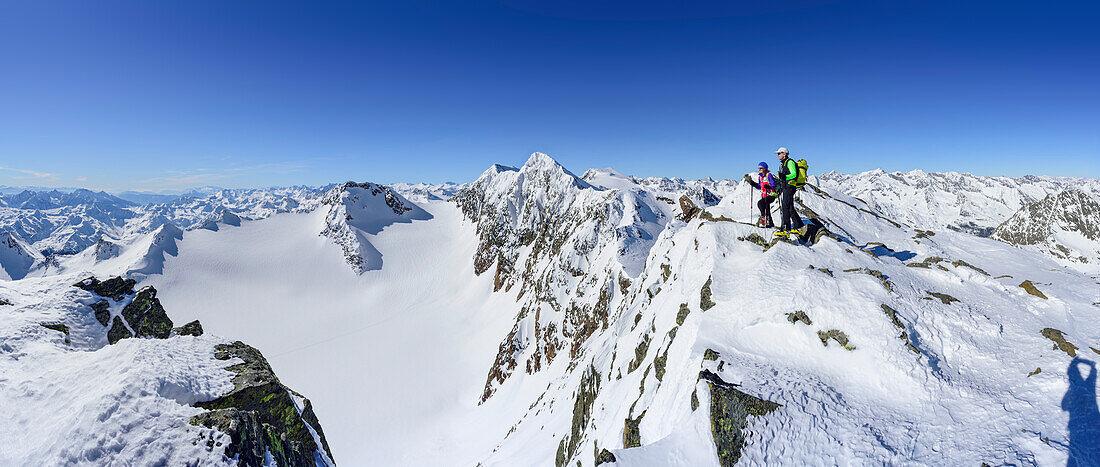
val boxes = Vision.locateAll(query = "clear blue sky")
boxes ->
[1,0,1097,191]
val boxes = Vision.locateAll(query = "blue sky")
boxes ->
[1,0,1097,191]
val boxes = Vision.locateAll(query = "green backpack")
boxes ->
[791,158,809,188]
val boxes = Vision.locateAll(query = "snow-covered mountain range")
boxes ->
[2,154,1099,466]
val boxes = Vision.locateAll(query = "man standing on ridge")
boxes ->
[775,147,804,236]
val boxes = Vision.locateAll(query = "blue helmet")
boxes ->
[758,162,768,170]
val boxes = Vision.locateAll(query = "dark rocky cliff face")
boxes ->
[192,341,336,466]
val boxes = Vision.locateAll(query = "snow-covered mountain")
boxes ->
[991,189,1100,273]
[0,231,45,280]
[3,153,1100,466]
[319,181,431,273]
[818,169,1100,237]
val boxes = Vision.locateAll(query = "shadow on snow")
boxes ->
[1063,357,1100,466]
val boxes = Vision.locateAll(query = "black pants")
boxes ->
[780,184,804,231]
[757,196,775,227]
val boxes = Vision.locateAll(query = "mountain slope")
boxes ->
[992,189,1100,273]
[0,231,45,280]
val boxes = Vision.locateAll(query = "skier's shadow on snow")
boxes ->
[1063,357,1100,466]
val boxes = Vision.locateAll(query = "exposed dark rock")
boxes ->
[628,334,651,373]
[653,346,669,382]
[807,265,833,277]
[660,263,672,281]
[880,305,919,353]
[40,322,70,344]
[842,268,893,292]
[557,364,601,467]
[924,292,959,305]
[595,448,616,465]
[1027,367,1042,377]
[173,320,204,337]
[623,411,645,448]
[678,195,699,221]
[0,298,11,306]
[1019,280,1048,299]
[121,287,174,339]
[738,233,770,249]
[913,229,935,240]
[785,311,812,326]
[40,322,69,335]
[74,276,136,301]
[481,322,523,403]
[906,256,945,269]
[907,256,989,275]
[700,277,715,311]
[90,300,111,326]
[817,330,855,350]
[949,259,989,276]
[1041,328,1078,357]
[880,304,904,329]
[618,276,631,295]
[676,303,691,326]
[191,341,334,466]
[698,210,735,222]
[703,349,720,361]
[698,369,780,466]
[108,316,132,344]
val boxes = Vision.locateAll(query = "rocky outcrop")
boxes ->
[121,286,174,339]
[90,300,111,326]
[75,276,136,301]
[556,364,601,467]
[698,370,780,466]
[1019,280,1048,299]
[107,316,132,344]
[1041,328,1078,357]
[173,320,204,336]
[191,341,335,466]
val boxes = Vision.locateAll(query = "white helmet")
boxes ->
[775,147,789,155]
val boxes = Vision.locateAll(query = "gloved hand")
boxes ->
[743,174,752,183]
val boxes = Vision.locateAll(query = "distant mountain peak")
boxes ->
[991,189,1100,270]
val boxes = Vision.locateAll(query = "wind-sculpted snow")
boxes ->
[992,189,1100,273]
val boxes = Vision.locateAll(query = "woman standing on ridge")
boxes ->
[743,162,777,228]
